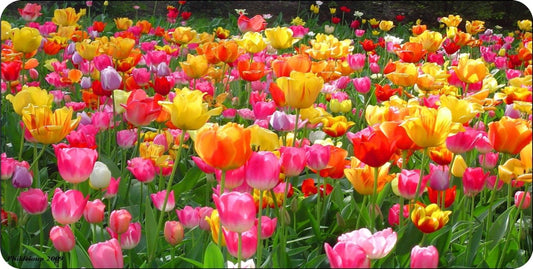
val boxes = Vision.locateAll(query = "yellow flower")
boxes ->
[411,203,451,233]
[114,17,133,31]
[368,18,380,27]
[1,20,11,41]
[179,54,209,79]
[103,36,136,60]
[439,95,483,124]
[466,20,485,35]
[6,85,53,115]
[159,87,222,131]
[344,157,394,195]
[518,20,532,31]
[10,27,42,53]
[139,142,166,163]
[265,27,295,50]
[410,30,444,53]
[329,8,336,14]
[329,99,352,113]
[452,56,488,84]
[379,20,395,31]
[52,7,85,27]
[498,158,528,184]
[451,154,467,177]
[439,15,462,27]
[21,104,81,145]
[310,4,319,14]
[112,90,132,114]
[171,27,198,45]
[205,210,226,246]
[300,106,331,125]
[237,31,266,54]
[291,16,306,26]
[401,106,453,148]
[271,71,324,109]
[307,34,353,60]
[247,124,280,151]
[321,116,354,137]
[75,39,100,61]
[385,61,418,87]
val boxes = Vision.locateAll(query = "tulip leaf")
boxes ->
[487,206,514,249]
[177,256,204,268]
[22,244,57,268]
[202,242,224,268]
[466,222,483,266]
[172,167,202,197]
[145,200,158,262]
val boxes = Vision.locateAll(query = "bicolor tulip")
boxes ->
[121,89,162,127]
[51,188,89,225]
[88,238,124,268]
[488,116,532,155]
[164,220,184,246]
[213,192,256,233]
[108,222,142,250]
[150,190,175,212]
[411,203,451,233]
[401,106,454,148]
[515,191,531,209]
[22,105,81,144]
[49,225,75,252]
[452,56,489,84]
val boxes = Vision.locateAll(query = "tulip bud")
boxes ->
[515,191,531,209]
[410,245,439,268]
[18,188,48,215]
[164,221,184,246]
[89,161,112,189]
[49,225,75,252]
[109,209,132,234]
[100,66,122,91]
[451,154,467,177]
[84,199,105,223]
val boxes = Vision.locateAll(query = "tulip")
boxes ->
[237,60,266,82]
[427,185,456,208]
[352,76,372,94]
[397,169,427,200]
[426,164,450,191]
[176,206,200,229]
[104,177,120,199]
[213,192,256,233]
[205,209,226,246]
[257,216,277,239]
[247,124,281,152]
[385,62,418,87]
[324,241,371,268]
[347,126,394,168]
[439,95,484,125]
[305,143,331,171]
[11,165,33,188]
[462,167,488,197]
[410,245,439,268]
[265,26,295,50]
[388,203,410,227]
[180,54,209,79]
[116,129,137,149]
[84,199,105,224]
[395,42,427,63]
[279,146,307,177]
[411,203,451,233]
[164,220,184,246]
[171,26,197,45]
[108,222,142,250]
[344,157,394,195]
[194,123,252,172]
[223,228,258,259]
[245,151,280,190]
[5,85,54,115]
[54,143,98,184]
[319,145,349,179]
[215,166,246,191]
[121,89,162,127]
[410,30,444,53]
[52,7,84,27]
[150,190,175,212]
[401,106,454,148]
[17,188,48,215]
[269,111,293,132]
[488,116,532,155]
[198,207,214,231]
[89,161,112,189]
[238,14,267,33]
[127,157,157,183]
[514,191,531,209]
[445,128,479,154]
[51,188,89,225]
[347,53,366,72]
[88,238,124,268]
[11,26,42,53]
[22,105,81,145]
[18,3,42,21]
[270,71,324,109]
[1,153,16,180]
[49,225,75,252]
[109,209,132,234]
[453,56,488,84]
[99,66,122,91]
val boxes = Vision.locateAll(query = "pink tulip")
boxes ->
[116,129,138,149]
[445,127,479,154]
[66,124,98,149]
[479,152,498,170]
[104,177,121,199]
[11,164,33,188]
[425,164,450,191]
[18,188,48,215]
[51,188,88,225]
[213,192,256,233]
[515,191,531,209]
[324,241,371,268]
[398,169,427,200]
[150,190,175,212]
[198,207,214,231]
[88,238,124,268]
[410,245,439,268]
[164,220,184,246]
[176,206,200,228]
[279,146,306,177]
[131,68,151,86]
[352,76,372,94]
[54,143,98,184]
[305,144,331,171]
[288,25,309,38]
[127,157,157,183]
[369,62,381,74]
[84,199,105,224]
[347,53,366,72]
[474,133,493,153]
[215,166,246,191]
[192,156,216,174]
[108,222,142,249]
[355,29,366,37]
[49,225,75,252]
[1,153,16,180]
[93,54,114,71]
[252,101,276,120]
[245,151,280,190]
[257,216,277,239]
[337,227,397,259]
[109,209,132,234]
[388,203,410,227]
[485,175,504,190]
[91,111,113,131]
[223,227,258,259]
[462,167,488,197]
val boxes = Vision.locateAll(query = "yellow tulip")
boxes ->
[265,27,295,50]
[75,39,100,61]
[498,158,528,184]
[205,210,225,246]
[452,56,488,84]
[451,154,467,177]
[344,157,394,195]
[52,7,85,27]
[410,30,444,53]
[1,20,11,41]
[105,37,136,60]
[272,71,324,109]
[439,95,483,124]
[247,124,280,151]
[21,104,81,145]
[237,31,266,54]
[300,106,331,125]
[158,88,222,131]
[112,90,131,114]
[171,27,198,45]
[379,20,395,31]
[179,54,209,79]
[114,17,133,31]
[385,62,418,87]
[10,27,42,53]
[401,106,453,148]
[6,85,53,115]
[439,15,462,28]
[329,99,352,113]
[465,20,485,35]
[518,20,532,31]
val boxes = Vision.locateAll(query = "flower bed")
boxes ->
[1,1,532,268]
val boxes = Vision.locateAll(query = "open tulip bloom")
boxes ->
[1,1,532,268]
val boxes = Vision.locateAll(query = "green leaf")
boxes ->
[177,255,204,268]
[487,207,514,249]
[145,201,158,261]
[203,242,224,268]
[22,244,57,268]
[173,167,202,197]
[466,223,483,266]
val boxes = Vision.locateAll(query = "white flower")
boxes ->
[235,9,247,15]
[316,1,323,6]
[383,34,403,44]
[89,161,111,189]
[307,31,316,37]
[227,259,255,268]
[324,25,335,34]
[353,10,364,17]
[263,14,272,19]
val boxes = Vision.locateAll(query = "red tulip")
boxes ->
[121,89,162,127]
[109,209,132,234]
[347,126,394,168]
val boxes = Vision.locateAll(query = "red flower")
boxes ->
[318,146,349,179]
[427,185,456,208]
[374,84,402,102]
[92,21,107,32]
[347,125,394,168]
[350,20,361,29]
[151,76,172,96]
[301,178,333,197]
[1,60,22,81]
[181,11,192,21]
[360,39,378,52]
[442,38,461,55]
[332,17,341,24]
[121,89,162,127]
[396,14,405,22]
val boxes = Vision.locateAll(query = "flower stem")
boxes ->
[256,190,264,268]
[292,108,300,147]
[371,166,379,231]
[412,149,428,210]
[17,125,25,161]
[237,232,243,269]
[316,175,322,224]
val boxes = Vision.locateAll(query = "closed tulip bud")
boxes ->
[150,190,175,212]
[279,146,306,177]
[515,191,531,209]
[213,192,256,233]
[215,166,246,191]
[18,188,48,215]
[109,209,132,234]
[410,245,439,268]
[398,169,427,200]
[223,228,258,259]
[84,199,105,223]
[116,129,137,149]
[426,164,450,191]
[269,111,292,132]
[305,143,331,171]
[164,220,184,246]
[352,76,372,94]
[51,188,88,225]
[245,151,280,190]
[462,167,488,196]
[127,157,157,183]
[1,153,16,180]
[104,177,120,199]
[88,238,123,268]
[479,152,498,170]
[451,154,467,177]
[12,165,33,188]
[49,225,75,252]
[257,216,277,239]
[108,222,142,249]
[89,161,112,189]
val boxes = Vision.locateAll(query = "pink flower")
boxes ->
[51,188,89,225]
[245,151,280,190]
[18,188,48,215]
[198,207,214,231]
[131,68,151,86]
[109,209,132,234]
[150,190,175,212]
[347,53,366,72]
[288,25,309,38]
[425,164,450,191]
[237,14,267,33]
[305,144,331,171]
[18,3,42,21]
[116,129,138,149]
[445,127,479,154]
[88,238,124,268]
[104,177,121,199]
[410,245,439,268]
[100,66,122,91]
[515,191,531,209]
[337,227,397,259]
[324,241,371,268]
[192,156,216,174]
[127,157,157,183]
[54,143,98,184]
[279,146,306,177]
[164,221,184,246]
[1,153,16,180]
[398,169,427,200]
[257,216,277,239]
[215,166,246,191]
[11,165,33,188]
[66,124,98,149]
[107,222,142,249]
[176,206,200,228]
[479,152,499,170]
[49,225,75,252]
[252,101,276,120]
[84,199,105,224]
[223,227,258,259]
[213,192,256,233]
[462,167,488,197]
[353,77,372,94]
[93,54,114,71]
[388,203,410,227]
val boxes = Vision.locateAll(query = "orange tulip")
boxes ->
[452,56,488,84]
[395,42,427,63]
[380,121,418,151]
[214,40,240,63]
[194,123,252,171]
[180,54,209,79]
[465,20,485,35]
[344,157,394,195]
[196,42,221,65]
[385,61,418,87]
[428,145,454,165]
[318,145,348,179]
[488,116,532,155]
[411,203,451,233]
[237,60,266,82]
[271,54,311,78]
[21,104,81,145]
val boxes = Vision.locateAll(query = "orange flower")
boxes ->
[401,106,454,148]
[344,157,394,195]
[214,40,241,63]
[412,24,427,36]
[271,54,312,78]
[385,61,418,87]
[465,20,485,35]
[394,42,427,63]
[237,60,266,82]
[21,104,81,145]
[318,145,348,179]
[411,203,451,233]
[194,123,252,171]
[410,30,444,53]
[196,42,221,65]
[428,145,453,165]
[488,116,532,155]
[43,38,64,55]
[180,54,209,79]
[452,56,488,84]
[380,121,418,151]
[135,20,152,34]
[321,116,355,137]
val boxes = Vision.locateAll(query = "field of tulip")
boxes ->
[0,1,532,268]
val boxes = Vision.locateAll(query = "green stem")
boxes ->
[292,108,300,147]
[370,166,379,231]
[38,214,44,251]
[412,149,428,210]
[256,190,264,268]
[218,170,226,249]
[237,232,242,268]
[17,124,25,161]
[470,196,475,220]
[316,175,322,224]
[398,196,404,230]
[419,233,428,247]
